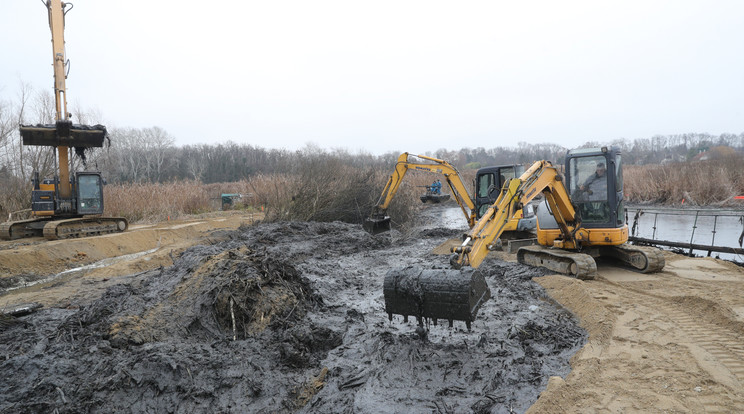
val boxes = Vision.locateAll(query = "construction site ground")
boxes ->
[1,206,743,413]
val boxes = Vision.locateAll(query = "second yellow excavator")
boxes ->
[364,152,535,235]
[383,146,665,329]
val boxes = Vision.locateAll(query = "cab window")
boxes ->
[477,173,494,198]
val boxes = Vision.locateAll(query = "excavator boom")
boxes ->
[365,153,476,233]
[364,152,534,235]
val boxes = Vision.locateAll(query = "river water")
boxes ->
[625,206,744,263]
[433,205,744,264]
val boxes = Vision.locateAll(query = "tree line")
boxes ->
[2,88,743,187]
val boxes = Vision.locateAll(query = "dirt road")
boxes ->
[1,207,743,413]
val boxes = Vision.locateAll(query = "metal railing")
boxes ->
[625,207,744,258]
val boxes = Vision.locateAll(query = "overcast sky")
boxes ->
[1,1,742,155]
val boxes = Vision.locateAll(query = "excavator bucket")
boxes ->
[20,121,107,148]
[363,215,391,234]
[383,266,491,330]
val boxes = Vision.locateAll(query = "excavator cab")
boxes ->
[31,172,105,217]
[76,172,105,215]
[475,165,536,233]
[474,165,524,219]
[565,147,624,229]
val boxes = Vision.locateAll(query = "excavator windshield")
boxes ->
[77,174,103,214]
[474,165,523,219]
[569,155,611,225]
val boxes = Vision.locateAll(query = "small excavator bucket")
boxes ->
[363,215,391,234]
[383,266,491,330]
[20,121,107,148]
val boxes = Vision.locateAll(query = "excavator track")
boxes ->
[600,243,666,273]
[0,218,49,240]
[516,245,597,280]
[42,217,128,240]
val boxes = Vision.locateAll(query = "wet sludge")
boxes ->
[0,218,586,413]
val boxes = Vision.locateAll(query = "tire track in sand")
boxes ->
[598,277,744,413]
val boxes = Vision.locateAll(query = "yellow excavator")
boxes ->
[0,0,127,240]
[383,146,665,329]
[364,152,535,235]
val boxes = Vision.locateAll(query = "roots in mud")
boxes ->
[211,248,313,338]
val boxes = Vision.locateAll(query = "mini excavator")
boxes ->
[383,146,665,329]
[364,152,535,235]
[0,0,127,240]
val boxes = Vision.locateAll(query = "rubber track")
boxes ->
[517,245,597,280]
[42,217,128,240]
[605,243,666,273]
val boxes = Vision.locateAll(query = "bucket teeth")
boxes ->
[383,266,491,330]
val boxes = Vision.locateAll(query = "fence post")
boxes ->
[708,215,718,257]
[689,210,700,256]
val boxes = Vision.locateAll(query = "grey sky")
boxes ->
[2,1,742,155]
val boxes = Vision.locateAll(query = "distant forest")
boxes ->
[3,126,743,187]
[1,90,743,186]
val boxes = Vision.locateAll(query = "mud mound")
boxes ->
[0,217,585,413]
[415,227,463,239]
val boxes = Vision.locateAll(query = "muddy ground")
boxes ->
[1,206,744,413]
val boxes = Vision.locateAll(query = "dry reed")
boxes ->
[624,155,744,206]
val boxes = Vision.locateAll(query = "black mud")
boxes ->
[0,208,586,413]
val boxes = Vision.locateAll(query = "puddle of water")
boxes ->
[2,246,160,295]
[168,222,206,230]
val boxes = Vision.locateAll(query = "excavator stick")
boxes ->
[383,266,491,330]
[20,121,107,148]
[363,214,391,235]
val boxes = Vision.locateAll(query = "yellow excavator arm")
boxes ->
[374,153,476,221]
[451,160,580,268]
[365,153,477,233]
[49,0,72,200]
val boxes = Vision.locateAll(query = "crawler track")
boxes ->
[516,245,597,279]
[516,243,665,279]
[0,218,48,240]
[42,217,128,240]
[602,243,666,273]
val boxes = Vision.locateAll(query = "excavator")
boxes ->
[364,152,535,235]
[383,146,665,329]
[0,0,127,240]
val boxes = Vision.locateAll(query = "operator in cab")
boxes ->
[579,162,607,201]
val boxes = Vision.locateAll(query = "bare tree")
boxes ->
[141,126,175,182]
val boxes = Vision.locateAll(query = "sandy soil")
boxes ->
[0,211,262,308]
[529,254,744,413]
[1,208,743,413]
